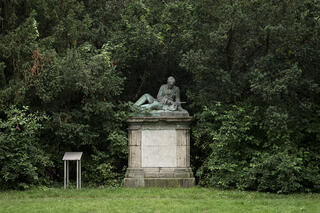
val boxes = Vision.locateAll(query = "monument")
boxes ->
[124,76,195,187]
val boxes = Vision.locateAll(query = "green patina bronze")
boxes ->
[134,76,188,116]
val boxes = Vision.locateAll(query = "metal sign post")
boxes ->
[63,152,83,189]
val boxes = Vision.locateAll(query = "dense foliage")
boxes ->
[0,0,319,193]
[0,106,51,189]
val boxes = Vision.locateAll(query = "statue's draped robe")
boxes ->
[156,84,181,111]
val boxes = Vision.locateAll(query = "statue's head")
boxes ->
[167,76,175,88]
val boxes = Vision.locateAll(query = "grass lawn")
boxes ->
[0,187,319,213]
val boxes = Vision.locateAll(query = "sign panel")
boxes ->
[63,152,83,161]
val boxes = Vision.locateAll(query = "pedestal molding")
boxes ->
[124,116,195,187]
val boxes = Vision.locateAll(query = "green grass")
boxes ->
[0,187,319,213]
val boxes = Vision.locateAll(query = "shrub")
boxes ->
[0,106,52,190]
[194,103,320,193]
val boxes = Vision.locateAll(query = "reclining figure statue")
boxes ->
[134,76,186,112]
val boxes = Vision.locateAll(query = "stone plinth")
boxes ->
[124,116,195,187]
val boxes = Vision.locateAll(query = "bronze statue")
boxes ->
[134,76,185,111]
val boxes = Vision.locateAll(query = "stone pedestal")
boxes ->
[124,116,195,187]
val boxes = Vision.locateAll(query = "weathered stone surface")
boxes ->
[174,168,193,178]
[159,168,175,173]
[128,145,141,168]
[142,130,176,167]
[176,130,188,146]
[124,116,195,187]
[144,178,195,188]
[123,178,144,187]
[176,145,187,167]
[125,168,144,178]
[124,178,195,188]
[129,130,141,146]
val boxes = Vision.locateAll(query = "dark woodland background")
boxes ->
[0,0,320,193]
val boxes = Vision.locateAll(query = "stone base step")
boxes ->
[124,178,195,188]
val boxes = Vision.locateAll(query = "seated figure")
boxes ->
[134,76,184,111]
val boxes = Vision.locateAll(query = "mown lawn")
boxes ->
[0,187,319,213]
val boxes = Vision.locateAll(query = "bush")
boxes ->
[0,106,52,190]
[194,103,320,193]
